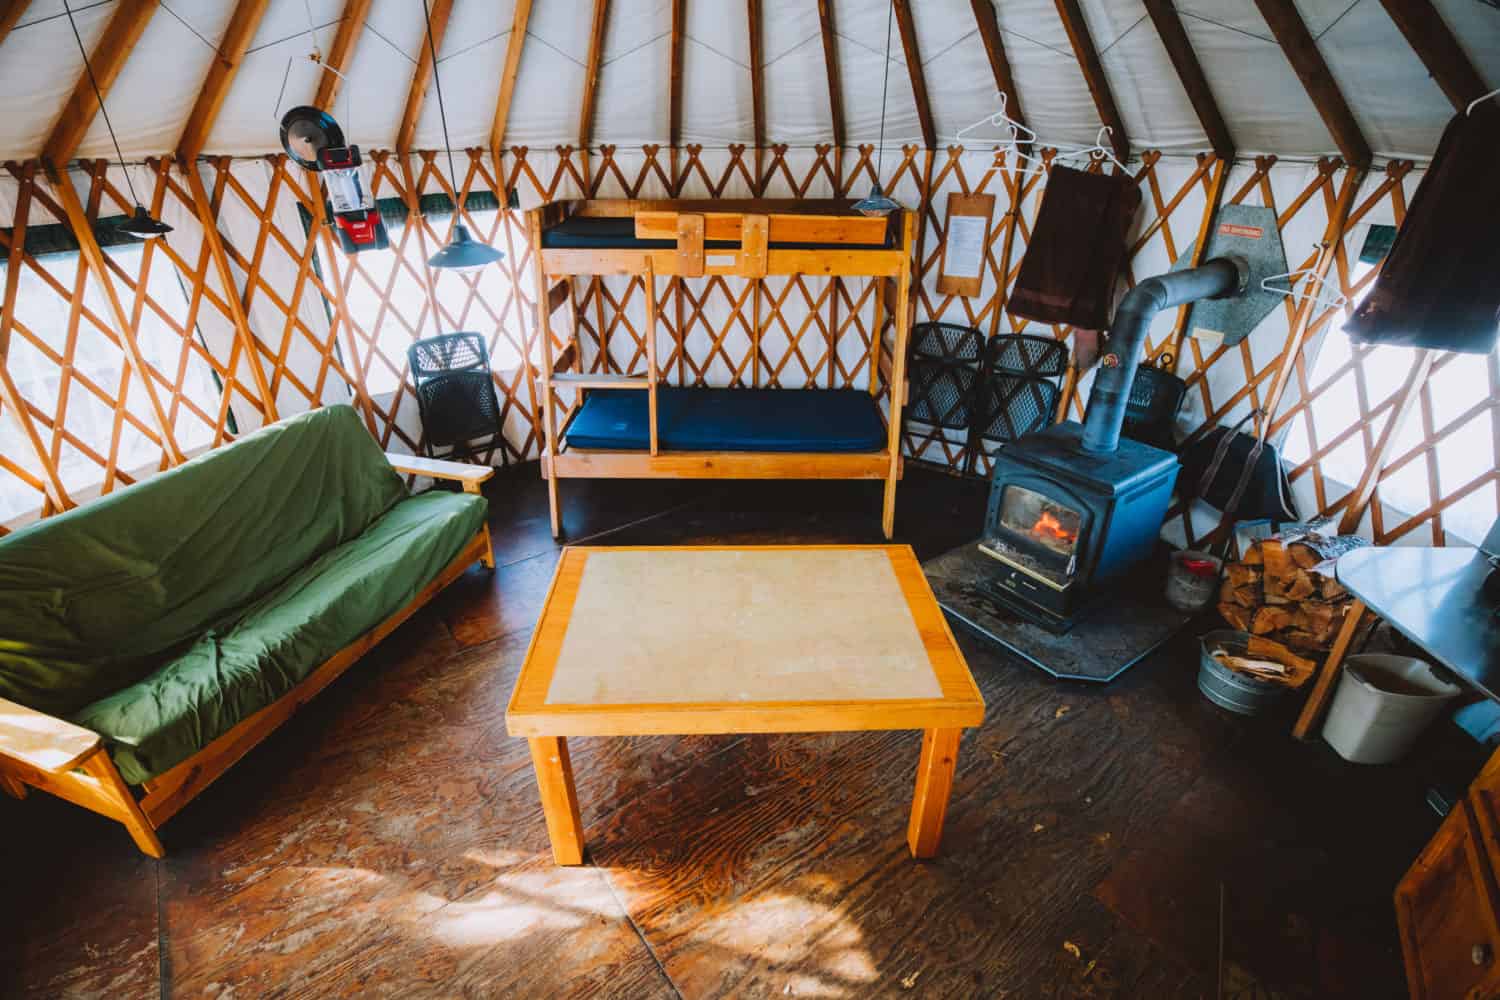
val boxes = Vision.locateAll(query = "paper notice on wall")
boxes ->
[943,215,987,280]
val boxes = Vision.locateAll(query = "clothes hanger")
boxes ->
[955,92,1037,148]
[1260,252,1348,311]
[1052,125,1129,174]
[1467,87,1500,116]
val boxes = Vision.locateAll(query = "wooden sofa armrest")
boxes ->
[0,697,101,773]
[386,453,496,493]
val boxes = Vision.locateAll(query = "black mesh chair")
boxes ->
[907,323,985,431]
[1120,353,1188,452]
[407,332,505,464]
[970,334,1069,469]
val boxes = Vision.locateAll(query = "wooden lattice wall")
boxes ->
[1,144,1494,547]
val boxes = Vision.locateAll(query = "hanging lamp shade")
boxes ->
[853,183,901,218]
[117,204,173,239]
[428,223,504,270]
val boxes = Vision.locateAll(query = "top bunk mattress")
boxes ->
[563,387,887,453]
[541,215,894,251]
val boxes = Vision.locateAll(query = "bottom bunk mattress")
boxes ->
[563,387,887,453]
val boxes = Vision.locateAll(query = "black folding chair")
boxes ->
[407,332,505,465]
[970,333,1069,471]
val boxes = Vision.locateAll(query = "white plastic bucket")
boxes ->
[1321,654,1461,764]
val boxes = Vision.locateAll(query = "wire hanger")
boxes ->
[955,91,1037,148]
[1053,124,1128,174]
[1468,87,1500,116]
[1260,254,1348,311]
[272,0,354,129]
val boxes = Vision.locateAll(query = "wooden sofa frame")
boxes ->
[527,199,915,540]
[0,454,495,857]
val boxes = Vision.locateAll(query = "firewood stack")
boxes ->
[1217,525,1368,654]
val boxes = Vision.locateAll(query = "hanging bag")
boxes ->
[1179,410,1298,538]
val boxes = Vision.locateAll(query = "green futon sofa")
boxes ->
[0,404,494,855]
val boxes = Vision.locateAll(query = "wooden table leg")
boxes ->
[1293,598,1369,741]
[528,736,585,865]
[907,728,962,859]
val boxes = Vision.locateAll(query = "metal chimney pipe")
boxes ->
[1080,256,1247,455]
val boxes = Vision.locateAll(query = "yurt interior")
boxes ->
[2,0,1500,995]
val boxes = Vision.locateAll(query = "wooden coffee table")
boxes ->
[506,545,985,865]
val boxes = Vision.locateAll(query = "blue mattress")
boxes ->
[563,387,887,453]
[542,215,893,251]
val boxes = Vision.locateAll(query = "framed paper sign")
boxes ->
[937,192,995,297]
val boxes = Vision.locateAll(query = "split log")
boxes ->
[1216,525,1367,654]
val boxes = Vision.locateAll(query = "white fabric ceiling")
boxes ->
[0,0,1496,164]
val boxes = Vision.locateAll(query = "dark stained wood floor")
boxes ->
[2,465,1475,998]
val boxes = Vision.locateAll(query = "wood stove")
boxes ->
[978,256,1247,631]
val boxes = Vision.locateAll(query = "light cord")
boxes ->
[875,0,893,183]
[421,0,461,207]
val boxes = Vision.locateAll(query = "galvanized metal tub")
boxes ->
[1197,629,1289,716]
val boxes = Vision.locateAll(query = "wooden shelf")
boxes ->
[550,373,652,390]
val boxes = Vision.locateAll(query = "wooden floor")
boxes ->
[1,465,1472,998]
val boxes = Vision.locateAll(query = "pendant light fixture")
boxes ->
[421,0,502,271]
[62,0,172,239]
[852,1,902,218]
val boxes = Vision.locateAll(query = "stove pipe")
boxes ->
[1081,256,1247,455]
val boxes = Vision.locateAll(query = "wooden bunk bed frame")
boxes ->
[526,199,916,539]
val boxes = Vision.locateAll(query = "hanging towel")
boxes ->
[1344,104,1500,355]
[1007,165,1142,329]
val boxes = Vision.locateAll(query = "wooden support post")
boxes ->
[1293,599,1369,740]
[45,162,185,465]
[528,736,585,865]
[529,212,563,537]
[883,211,915,540]
[645,261,659,456]
[181,161,278,423]
[907,727,962,859]
[81,752,165,859]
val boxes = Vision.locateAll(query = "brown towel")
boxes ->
[1345,104,1500,355]
[1007,165,1142,329]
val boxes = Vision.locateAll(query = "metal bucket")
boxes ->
[1197,629,1289,716]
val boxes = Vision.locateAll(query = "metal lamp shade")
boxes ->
[852,183,900,218]
[427,223,503,270]
[118,205,173,239]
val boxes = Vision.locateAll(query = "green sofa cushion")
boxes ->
[0,405,406,717]
[71,489,487,785]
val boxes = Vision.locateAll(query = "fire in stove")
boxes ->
[1031,509,1078,551]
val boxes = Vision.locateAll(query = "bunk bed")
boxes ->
[526,199,916,539]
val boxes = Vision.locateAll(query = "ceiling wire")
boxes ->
[874,0,893,174]
[421,0,461,201]
[61,0,145,208]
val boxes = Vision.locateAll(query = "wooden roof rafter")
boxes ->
[816,0,845,149]
[1142,0,1234,162]
[396,0,454,157]
[891,0,936,150]
[42,0,160,169]
[0,1,30,50]
[491,0,534,160]
[669,0,685,148]
[1252,0,1372,169]
[968,0,1028,152]
[1375,0,1490,112]
[1053,0,1129,162]
[314,0,374,112]
[578,0,610,155]
[177,0,272,164]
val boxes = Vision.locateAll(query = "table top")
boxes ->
[1337,546,1500,699]
[506,545,985,737]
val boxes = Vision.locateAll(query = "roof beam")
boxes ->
[42,0,159,169]
[1376,0,1489,112]
[816,0,845,149]
[1142,0,1233,161]
[669,0,685,147]
[177,0,271,164]
[747,0,765,149]
[891,0,935,149]
[396,0,453,156]
[969,0,1027,148]
[1252,0,1372,168]
[578,0,609,153]
[0,1,31,50]
[491,0,533,157]
[1053,0,1129,162]
[314,0,373,111]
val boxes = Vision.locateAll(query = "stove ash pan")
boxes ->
[979,422,1179,630]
